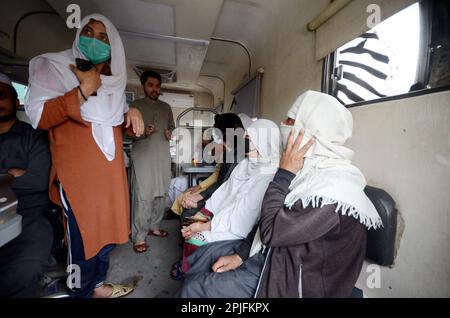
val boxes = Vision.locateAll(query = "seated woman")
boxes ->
[177,91,382,298]
[172,113,247,216]
[179,119,281,274]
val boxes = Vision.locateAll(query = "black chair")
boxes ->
[352,186,398,298]
[364,186,398,267]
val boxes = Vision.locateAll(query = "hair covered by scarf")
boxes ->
[25,14,128,161]
[282,90,382,230]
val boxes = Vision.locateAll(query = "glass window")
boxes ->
[12,82,28,105]
[333,3,421,105]
[324,1,450,106]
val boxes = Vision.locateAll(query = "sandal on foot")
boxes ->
[105,283,135,298]
[148,229,169,237]
[171,260,181,271]
[170,262,185,281]
[133,243,148,253]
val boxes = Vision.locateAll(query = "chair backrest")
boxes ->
[364,186,398,267]
[0,175,20,248]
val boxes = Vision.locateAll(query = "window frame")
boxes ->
[322,0,450,108]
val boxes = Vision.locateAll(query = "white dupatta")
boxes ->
[25,14,128,161]
[203,119,281,243]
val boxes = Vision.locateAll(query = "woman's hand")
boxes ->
[185,193,203,203]
[192,212,209,222]
[212,254,243,273]
[181,199,197,209]
[181,221,211,239]
[185,185,202,194]
[181,192,203,209]
[69,64,101,98]
[279,128,315,175]
[125,108,144,137]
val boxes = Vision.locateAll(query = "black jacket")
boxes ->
[0,120,51,223]
[235,169,367,298]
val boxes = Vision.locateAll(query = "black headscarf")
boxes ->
[213,113,245,164]
[213,113,244,142]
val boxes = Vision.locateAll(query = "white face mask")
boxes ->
[280,123,315,157]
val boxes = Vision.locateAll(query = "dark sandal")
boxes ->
[170,262,185,281]
[148,229,169,237]
[171,260,181,271]
[133,243,148,253]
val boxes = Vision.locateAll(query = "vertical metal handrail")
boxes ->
[175,107,219,176]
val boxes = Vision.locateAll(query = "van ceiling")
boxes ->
[0,0,301,105]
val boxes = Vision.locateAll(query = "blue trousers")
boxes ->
[59,185,115,298]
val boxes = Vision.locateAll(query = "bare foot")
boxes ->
[92,284,113,298]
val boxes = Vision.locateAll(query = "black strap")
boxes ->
[77,85,87,101]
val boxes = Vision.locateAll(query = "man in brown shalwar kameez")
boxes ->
[129,71,175,253]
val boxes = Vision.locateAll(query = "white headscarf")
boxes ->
[0,73,12,86]
[237,113,253,130]
[25,14,128,161]
[203,119,281,243]
[206,119,280,211]
[280,90,382,230]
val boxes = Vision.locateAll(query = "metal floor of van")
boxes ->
[106,218,183,298]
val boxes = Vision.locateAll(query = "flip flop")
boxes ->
[148,229,169,237]
[133,242,148,253]
[105,283,135,298]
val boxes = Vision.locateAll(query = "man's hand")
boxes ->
[8,168,26,178]
[279,128,315,175]
[212,254,243,273]
[164,129,172,141]
[145,124,156,136]
[125,108,144,137]
[69,64,101,99]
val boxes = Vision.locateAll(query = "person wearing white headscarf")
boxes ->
[278,90,382,227]
[24,14,143,298]
[176,114,246,216]
[177,91,382,299]
[253,90,381,298]
[179,119,281,273]
[237,113,253,130]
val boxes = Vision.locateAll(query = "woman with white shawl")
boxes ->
[24,14,143,298]
[179,119,281,273]
[177,91,382,298]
